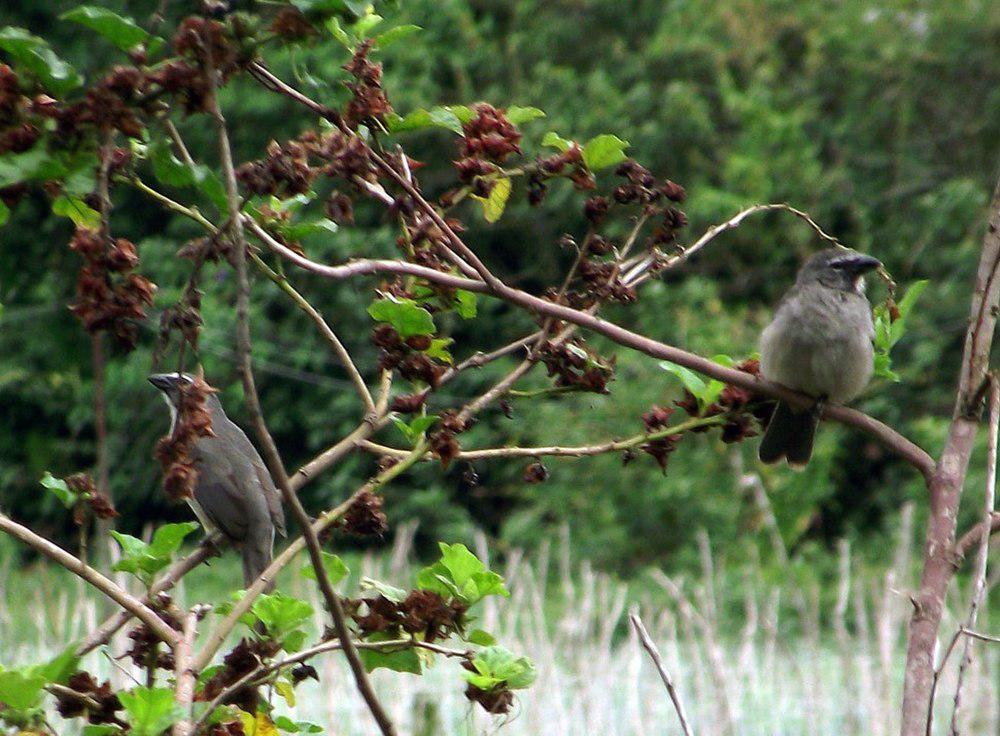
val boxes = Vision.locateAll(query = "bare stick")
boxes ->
[949,377,999,732]
[622,202,842,286]
[0,513,179,648]
[360,414,725,461]
[629,609,694,736]
[171,609,198,736]
[206,63,397,736]
[901,179,1000,736]
[251,254,376,416]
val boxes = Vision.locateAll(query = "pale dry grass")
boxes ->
[0,519,996,735]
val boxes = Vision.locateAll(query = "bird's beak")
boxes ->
[148,374,174,392]
[846,254,882,274]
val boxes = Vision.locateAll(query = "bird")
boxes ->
[149,372,286,587]
[757,248,881,467]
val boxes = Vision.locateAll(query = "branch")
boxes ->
[950,376,999,730]
[251,254,376,416]
[954,511,1000,559]
[623,202,842,286]
[902,178,1000,736]
[629,610,695,736]
[253,221,934,477]
[76,535,218,656]
[361,414,726,461]
[172,608,198,736]
[0,512,180,648]
[206,63,397,736]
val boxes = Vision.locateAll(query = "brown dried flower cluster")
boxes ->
[350,589,466,643]
[153,374,216,501]
[69,228,156,349]
[538,339,616,394]
[341,490,389,537]
[198,637,281,714]
[54,672,122,725]
[343,40,392,126]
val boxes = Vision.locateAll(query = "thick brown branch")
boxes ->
[254,223,933,477]
[901,179,1000,736]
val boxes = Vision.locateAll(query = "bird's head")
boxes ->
[148,372,196,406]
[797,248,881,294]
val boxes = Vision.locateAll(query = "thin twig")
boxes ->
[629,610,694,736]
[360,414,725,461]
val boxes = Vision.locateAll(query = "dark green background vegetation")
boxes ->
[1,0,998,583]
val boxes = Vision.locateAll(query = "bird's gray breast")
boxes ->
[759,283,874,403]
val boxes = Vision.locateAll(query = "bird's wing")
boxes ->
[252,458,286,537]
[213,417,287,538]
[191,446,251,542]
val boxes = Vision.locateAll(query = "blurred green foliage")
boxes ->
[0,0,998,583]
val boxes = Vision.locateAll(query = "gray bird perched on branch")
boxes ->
[149,373,286,586]
[758,248,881,467]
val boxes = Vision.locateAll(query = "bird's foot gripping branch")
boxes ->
[0,3,997,736]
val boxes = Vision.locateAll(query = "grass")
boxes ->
[0,521,997,735]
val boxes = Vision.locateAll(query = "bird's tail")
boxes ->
[758,400,818,468]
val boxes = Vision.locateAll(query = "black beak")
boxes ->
[845,254,881,274]
[148,374,174,392]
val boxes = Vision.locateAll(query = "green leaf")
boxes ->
[83,726,122,736]
[540,131,572,152]
[111,522,198,584]
[351,12,383,38]
[246,593,314,651]
[273,715,324,733]
[425,338,454,364]
[52,195,101,228]
[119,687,184,736]
[443,105,474,124]
[301,551,349,585]
[60,7,162,55]
[454,290,477,319]
[391,414,438,444]
[294,0,368,18]
[386,106,465,135]
[475,176,511,223]
[0,669,46,709]
[0,147,67,188]
[0,200,9,226]
[505,106,545,126]
[282,218,339,242]
[35,646,80,686]
[466,629,496,646]
[359,577,407,603]
[40,471,76,508]
[659,361,707,398]
[464,646,536,691]
[148,521,199,558]
[368,296,435,338]
[417,543,509,606]
[582,134,629,171]
[358,632,422,674]
[374,24,422,48]
[0,27,81,95]
[872,279,928,381]
[150,140,227,211]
